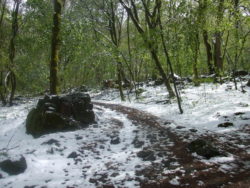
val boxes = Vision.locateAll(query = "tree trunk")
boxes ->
[117,62,125,101]
[203,30,214,74]
[213,0,224,74]
[126,16,139,98]
[157,0,183,113]
[150,49,175,98]
[0,71,6,105]
[107,0,125,101]
[9,71,16,105]
[0,0,7,105]
[0,0,7,30]
[233,0,240,80]
[214,32,223,73]
[8,0,20,105]
[198,0,214,75]
[119,0,175,98]
[50,0,64,95]
[193,33,200,86]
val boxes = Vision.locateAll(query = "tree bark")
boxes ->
[105,0,125,101]
[198,0,214,75]
[0,0,7,30]
[213,0,224,73]
[117,62,125,101]
[157,0,182,113]
[214,32,223,72]
[8,0,20,105]
[50,0,64,95]
[150,49,175,98]
[0,71,6,105]
[193,33,200,86]
[0,0,7,105]
[203,30,214,74]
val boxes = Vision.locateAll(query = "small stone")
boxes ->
[164,121,171,125]
[89,178,97,184]
[234,112,245,116]
[24,186,37,188]
[133,130,139,133]
[176,126,185,129]
[103,185,115,188]
[42,139,60,146]
[135,165,141,168]
[110,137,120,145]
[241,117,250,120]
[110,172,119,177]
[75,136,83,140]
[238,103,249,107]
[137,150,156,161]
[0,156,27,175]
[132,138,144,148]
[218,122,234,128]
[189,128,198,133]
[93,124,98,128]
[154,79,164,86]
[67,152,78,159]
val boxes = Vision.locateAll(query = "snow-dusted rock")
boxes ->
[218,122,234,128]
[247,79,250,87]
[26,93,95,137]
[0,156,27,175]
[187,139,223,159]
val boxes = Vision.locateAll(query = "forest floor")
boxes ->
[0,79,250,187]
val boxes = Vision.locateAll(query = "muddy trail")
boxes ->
[93,102,250,188]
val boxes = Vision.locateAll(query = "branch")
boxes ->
[119,0,144,34]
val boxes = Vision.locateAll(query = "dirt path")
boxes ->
[93,101,250,188]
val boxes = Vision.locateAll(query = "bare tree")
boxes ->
[119,0,175,98]
[156,0,183,113]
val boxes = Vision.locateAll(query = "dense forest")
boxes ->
[0,0,249,101]
[0,0,250,187]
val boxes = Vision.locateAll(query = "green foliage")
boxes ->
[0,0,249,96]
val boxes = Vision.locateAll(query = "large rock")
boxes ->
[26,93,95,138]
[187,139,222,159]
[247,79,250,87]
[0,156,27,175]
[233,70,249,77]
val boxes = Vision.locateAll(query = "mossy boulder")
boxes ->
[26,93,95,138]
[188,139,222,159]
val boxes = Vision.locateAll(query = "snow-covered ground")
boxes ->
[0,80,250,187]
[92,80,250,137]
[92,80,250,165]
[1,102,158,187]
